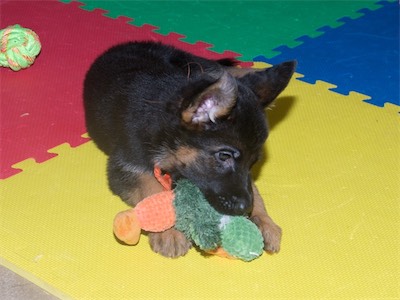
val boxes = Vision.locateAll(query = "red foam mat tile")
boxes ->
[1,0,248,179]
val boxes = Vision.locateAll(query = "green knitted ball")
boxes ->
[0,24,41,71]
[221,216,264,261]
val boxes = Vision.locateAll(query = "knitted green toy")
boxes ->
[0,24,41,71]
[114,167,264,262]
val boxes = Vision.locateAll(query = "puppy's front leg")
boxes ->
[133,173,192,258]
[148,229,192,258]
[129,173,192,258]
[250,182,282,253]
[108,160,192,258]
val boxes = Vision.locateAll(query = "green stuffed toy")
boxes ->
[113,167,264,262]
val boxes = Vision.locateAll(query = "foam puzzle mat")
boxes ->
[255,1,399,107]
[1,0,399,299]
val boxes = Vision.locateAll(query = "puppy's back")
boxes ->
[83,42,223,154]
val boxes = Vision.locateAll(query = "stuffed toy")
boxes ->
[113,167,264,261]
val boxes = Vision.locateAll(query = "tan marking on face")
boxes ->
[176,146,199,165]
[156,146,199,171]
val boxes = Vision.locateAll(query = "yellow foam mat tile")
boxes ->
[1,65,399,298]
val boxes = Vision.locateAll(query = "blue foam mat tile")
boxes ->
[254,1,399,107]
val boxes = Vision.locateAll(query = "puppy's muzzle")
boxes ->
[215,195,253,216]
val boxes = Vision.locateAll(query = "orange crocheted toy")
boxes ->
[113,167,175,245]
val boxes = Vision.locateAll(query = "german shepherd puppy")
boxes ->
[84,41,296,258]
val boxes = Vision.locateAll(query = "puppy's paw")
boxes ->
[251,215,282,254]
[148,228,192,258]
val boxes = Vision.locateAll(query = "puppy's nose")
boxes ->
[231,196,253,216]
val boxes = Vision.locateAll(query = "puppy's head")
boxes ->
[157,61,296,216]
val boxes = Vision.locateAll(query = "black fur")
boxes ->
[84,41,296,216]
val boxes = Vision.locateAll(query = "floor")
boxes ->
[0,266,57,300]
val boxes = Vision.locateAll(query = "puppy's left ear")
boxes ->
[180,71,237,128]
[239,61,297,107]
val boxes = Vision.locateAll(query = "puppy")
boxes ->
[83,41,296,258]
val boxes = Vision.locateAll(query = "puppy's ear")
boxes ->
[225,65,265,78]
[180,72,237,127]
[239,61,297,107]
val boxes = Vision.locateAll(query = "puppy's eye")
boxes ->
[215,150,239,163]
[217,151,233,162]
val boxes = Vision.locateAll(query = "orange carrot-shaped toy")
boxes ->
[113,168,175,245]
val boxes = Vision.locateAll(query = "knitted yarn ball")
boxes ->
[0,24,41,71]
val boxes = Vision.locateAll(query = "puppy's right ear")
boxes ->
[179,72,237,129]
[239,61,297,107]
